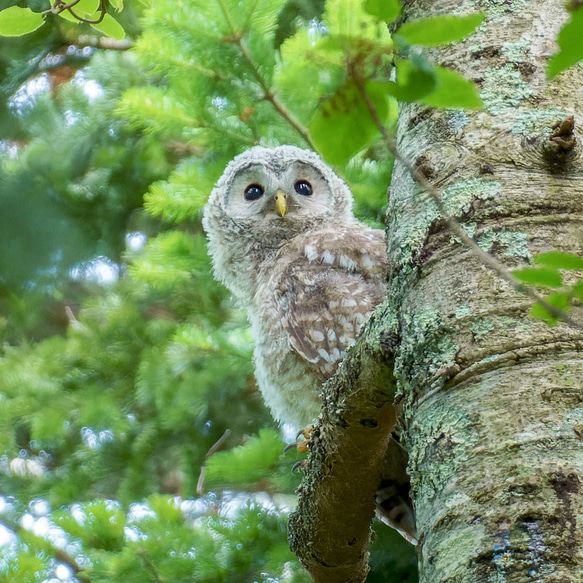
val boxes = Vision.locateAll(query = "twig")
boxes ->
[263,90,316,149]
[354,78,583,331]
[138,550,163,583]
[196,428,232,495]
[51,0,108,24]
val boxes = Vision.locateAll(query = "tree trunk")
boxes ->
[391,0,583,581]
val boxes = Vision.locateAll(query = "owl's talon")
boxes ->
[296,438,310,453]
[292,424,313,453]
[283,424,313,455]
[296,425,313,441]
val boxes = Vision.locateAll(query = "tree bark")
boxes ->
[390,0,583,581]
[290,0,583,581]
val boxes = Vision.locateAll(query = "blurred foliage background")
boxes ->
[0,0,447,580]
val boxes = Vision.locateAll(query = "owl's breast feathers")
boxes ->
[266,224,387,380]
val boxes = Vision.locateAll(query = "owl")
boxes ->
[203,145,416,543]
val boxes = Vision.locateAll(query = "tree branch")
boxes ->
[51,0,108,24]
[288,309,397,583]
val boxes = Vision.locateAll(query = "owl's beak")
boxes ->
[275,190,287,217]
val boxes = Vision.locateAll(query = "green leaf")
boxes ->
[513,267,563,287]
[109,0,124,9]
[530,292,570,326]
[534,251,583,270]
[395,12,484,47]
[573,280,583,301]
[530,303,558,326]
[363,0,401,22]
[384,58,436,102]
[0,6,44,36]
[421,66,483,109]
[91,14,126,39]
[56,0,100,23]
[69,0,100,16]
[548,6,583,78]
[310,80,389,165]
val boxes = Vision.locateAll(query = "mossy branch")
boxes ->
[288,309,397,583]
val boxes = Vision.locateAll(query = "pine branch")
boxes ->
[215,0,315,149]
[0,516,91,583]
[354,78,583,331]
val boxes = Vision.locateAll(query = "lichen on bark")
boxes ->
[390,1,583,581]
[289,1,583,581]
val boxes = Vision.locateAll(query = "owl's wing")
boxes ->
[275,228,387,378]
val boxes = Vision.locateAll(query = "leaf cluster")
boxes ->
[513,251,583,325]
[0,1,126,40]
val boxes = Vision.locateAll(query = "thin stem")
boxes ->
[51,0,107,24]
[354,78,583,331]
[263,91,316,149]
[215,0,315,149]
[196,428,232,495]
[51,0,81,13]
[139,551,163,583]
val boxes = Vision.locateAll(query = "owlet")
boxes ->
[203,145,415,543]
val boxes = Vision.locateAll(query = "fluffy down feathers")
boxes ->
[203,146,416,543]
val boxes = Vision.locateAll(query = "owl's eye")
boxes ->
[244,184,264,201]
[294,180,313,196]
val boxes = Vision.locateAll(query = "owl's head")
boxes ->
[203,146,355,293]
[205,146,353,231]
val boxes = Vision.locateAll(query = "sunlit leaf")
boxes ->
[68,0,100,16]
[534,251,583,270]
[548,6,583,78]
[421,66,483,109]
[530,303,558,326]
[513,267,563,287]
[310,80,389,165]
[395,12,484,47]
[0,6,44,36]
[384,58,436,102]
[56,0,100,23]
[530,292,570,326]
[91,14,126,39]
[573,280,583,301]
[363,0,401,22]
